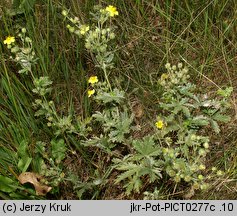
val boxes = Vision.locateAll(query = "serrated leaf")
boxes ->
[51,139,66,163]
[182,106,191,117]
[92,111,105,122]
[132,136,161,157]
[133,178,142,193]
[213,113,231,123]
[210,120,220,134]
[190,116,209,126]
[115,165,139,184]
[95,88,125,104]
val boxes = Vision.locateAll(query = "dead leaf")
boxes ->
[18,172,52,196]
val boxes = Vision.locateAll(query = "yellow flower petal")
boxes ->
[4,36,15,45]
[155,120,164,129]
[88,89,95,97]
[88,76,98,84]
[105,5,119,17]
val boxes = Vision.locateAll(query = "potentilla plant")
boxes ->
[4,28,37,75]
[153,63,232,192]
[63,5,232,197]
[3,29,70,192]
[114,63,232,196]
[3,29,71,136]
[62,5,118,89]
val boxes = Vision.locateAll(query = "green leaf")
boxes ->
[182,106,191,117]
[210,120,220,134]
[132,136,161,157]
[115,164,140,183]
[213,113,231,123]
[105,53,114,63]
[217,87,233,97]
[190,115,209,127]
[17,140,29,158]
[96,88,125,104]
[92,111,105,122]
[17,157,32,172]
[0,175,16,193]
[51,139,66,163]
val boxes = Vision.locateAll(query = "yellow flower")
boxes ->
[155,120,164,129]
[88,89,95,97]
[105,5,119,17]
[4,36,15,45]
[80,25,89,35]
[88,76,98,84]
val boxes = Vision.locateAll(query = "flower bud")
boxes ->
[21,28,27,33]
[62,10,68,16]
[203,142,209,149]
[178,62,183,68]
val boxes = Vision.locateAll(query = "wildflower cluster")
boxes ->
[2,4,232,199]
[4,28,37,74]
[4,30,77,137]
[88,76,98,97]
[159,62,190,88]
[62,10,90,36]
[32,78,76,136]
[63,5,118,90]
[3,29,71,192]
[154,63,231,191]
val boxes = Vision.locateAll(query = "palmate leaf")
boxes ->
[92,111,105,122]
[51,139,66,163]
[95,88,125,104]
[115,163,147,194]
[115,163,140,184]
[138,166,162,182]
[82,135,116,152]
[115,160,162,194]
[114,151,163,194]
[182,106,191,117]
[132,136,161,157]
[93,108,133,143]
[109,110,133,143]
[123,178,142,195]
